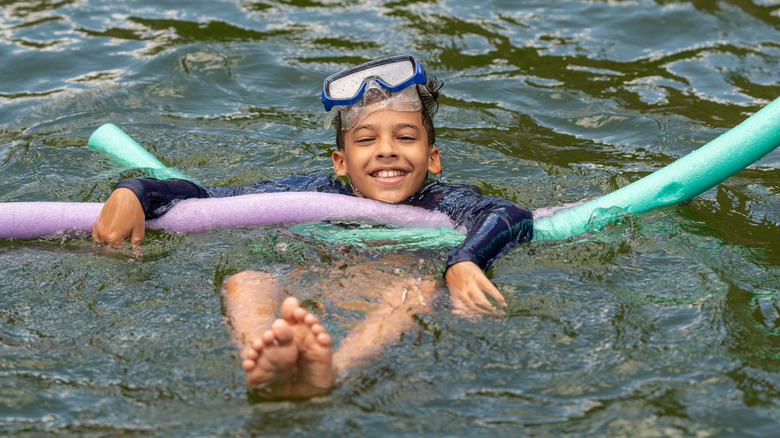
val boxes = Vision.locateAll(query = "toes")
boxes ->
[314,331,332,348]
[283,299,322,329]
[261,329,276,345]
[270,318,294,344]
[280,296,300,321]
[306,323,331,347]
[310,322,325,336]
[244,347,259,361]
[303,312,320,327]
[243,338,264,359]
[241,358,257,371]
[292,306,308,323]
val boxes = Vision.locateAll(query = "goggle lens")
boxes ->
[327,60,415,99]
[322,55,426,110]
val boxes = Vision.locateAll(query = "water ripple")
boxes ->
[1,0,779,436]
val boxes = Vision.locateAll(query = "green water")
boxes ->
[1,0,779,436]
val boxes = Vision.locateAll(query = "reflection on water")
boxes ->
[1,0,779,436]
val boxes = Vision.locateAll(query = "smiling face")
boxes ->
[331,109,441,203]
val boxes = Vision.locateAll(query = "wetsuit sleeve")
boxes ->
[114,173,350,220]
[114,177,209,220]
[445,197,533,272]
[410,182,533,272]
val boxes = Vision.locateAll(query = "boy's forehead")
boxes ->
[338,84,423,130]
[349,108,424,130]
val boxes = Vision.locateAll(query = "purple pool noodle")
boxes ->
[147,192,455,232]
[0,202,104,239]
[0,193,456,239]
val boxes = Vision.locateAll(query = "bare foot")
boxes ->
[242,297,337,398]
[241,317,298,396]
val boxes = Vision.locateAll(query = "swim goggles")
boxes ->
[322,54,427,111]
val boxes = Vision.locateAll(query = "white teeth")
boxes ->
[373,169,405,178]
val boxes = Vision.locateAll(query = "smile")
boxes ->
[371,169,408,178]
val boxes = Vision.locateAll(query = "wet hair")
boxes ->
[334,75,443,150]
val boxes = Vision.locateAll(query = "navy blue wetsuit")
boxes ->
[115,173,533,272]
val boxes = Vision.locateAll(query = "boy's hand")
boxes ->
[92,188,145,247]
[445,261,507,316]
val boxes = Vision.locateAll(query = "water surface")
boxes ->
[1,0,779,436]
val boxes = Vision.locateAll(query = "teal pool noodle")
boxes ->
[533,97,780,241]
[88,123,191,180]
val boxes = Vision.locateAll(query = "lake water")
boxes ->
[1,0,779,436]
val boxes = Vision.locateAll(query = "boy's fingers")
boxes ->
[451,287,499,316]
[469,289,497,313]
[445,262,506,316]
[91,212,106,242]
[483,285,507,307]
[449,287,479,314]
[472,275,505,305]
[131,216,144,255]
[130,218,145,245]
[131,241,144,257]
[469,287,507,316]
[453,300,488,316]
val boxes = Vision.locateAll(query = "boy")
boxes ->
[93,55,533,398]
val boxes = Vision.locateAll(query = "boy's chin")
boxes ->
[368,194,403,203]
[362,189,411,204]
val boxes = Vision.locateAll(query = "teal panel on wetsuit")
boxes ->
[288,221,466,250]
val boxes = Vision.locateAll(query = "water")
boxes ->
[1,0,779,436]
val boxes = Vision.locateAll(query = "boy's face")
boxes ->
[332,109,441,203]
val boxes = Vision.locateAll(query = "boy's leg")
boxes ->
[222,270,281,351]
[332,276,439,373]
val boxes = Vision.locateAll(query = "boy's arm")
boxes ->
[445,197,533,272]
[115,177,210,219]
[93,177,209,245]
[92,173,347,246]
[429,186,533,315]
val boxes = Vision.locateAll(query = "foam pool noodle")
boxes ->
[532,96,780,241]
[287,221,467,250]
[88,98,780,243]
[88,123,192,181]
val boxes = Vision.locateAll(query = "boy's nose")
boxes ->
[376,137,398,158]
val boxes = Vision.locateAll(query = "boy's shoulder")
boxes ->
[417,179,483,198]
[413,179,524,211]
[249,171,352,193]
[405,179,484,209]
[202,171,352,198]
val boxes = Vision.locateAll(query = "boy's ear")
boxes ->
[332,150,348,176]
[427,147,442,175]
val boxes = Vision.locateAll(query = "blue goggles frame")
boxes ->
[322,54,427,111]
